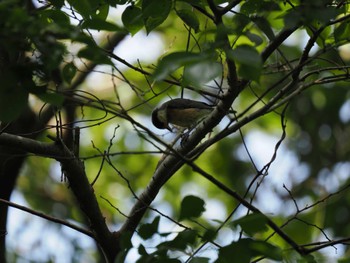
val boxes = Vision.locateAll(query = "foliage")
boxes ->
[1,0,350,262]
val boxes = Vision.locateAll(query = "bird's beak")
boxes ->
[166,124,172,132]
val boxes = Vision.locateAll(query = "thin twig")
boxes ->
[0,198,94,238]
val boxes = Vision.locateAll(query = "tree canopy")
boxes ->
[1,0,350,262]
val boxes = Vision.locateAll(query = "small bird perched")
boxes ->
[152,98,213,132]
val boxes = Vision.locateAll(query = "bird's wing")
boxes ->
[165,98,212,110]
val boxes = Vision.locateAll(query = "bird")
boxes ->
[152,98,213,132]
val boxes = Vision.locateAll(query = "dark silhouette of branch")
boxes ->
[0,198,94,238]
[301,237,350,254]
[0,133,119,262]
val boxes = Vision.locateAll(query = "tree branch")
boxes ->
[118,1,243,237]
[0,198,94,238]
[0,133,118,262]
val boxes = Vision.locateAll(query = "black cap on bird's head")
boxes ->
[152,101,172,131]
[152,107,170,130]
[152,98,213,132]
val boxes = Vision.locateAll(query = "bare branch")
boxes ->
[0,198,94,238]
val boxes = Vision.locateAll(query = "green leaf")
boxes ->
[249,240,283,261]
[93,4,109,21]
[183,61,222,88]
[338,257,350,263]
[138,216,160,240]
[177,0,204,7]
[201,228,217,242]
[67,0,92,19]
[307,6,341,24]
[62,62,77,84]
[114,249,129,263]
[158,229,197,250]
[217,238,282,263]
[40,9,70,26]
[142,0,172,33]
[138,244,148,256]
[245,32,263,46]
[81,18,120,31]
[240,0,280,15]
[226,45,262,81]
[334,21,350,43]
[122,6,144,35]
[115,0,128,4]
[179,195,205,220]
[176,9,200,32]
[189,257,210,263]
[232,213,268,236]
[119,231,133,250]
[283,8,302,28]
[78,46,112,65]
[251,16,275,40]
[36,92,64,107]
[231,14,251,35]
[49,0,64,8]
[298,254,317,263]
[153,51,216,81]
[306,22,331,48]
[217,239,252,263]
